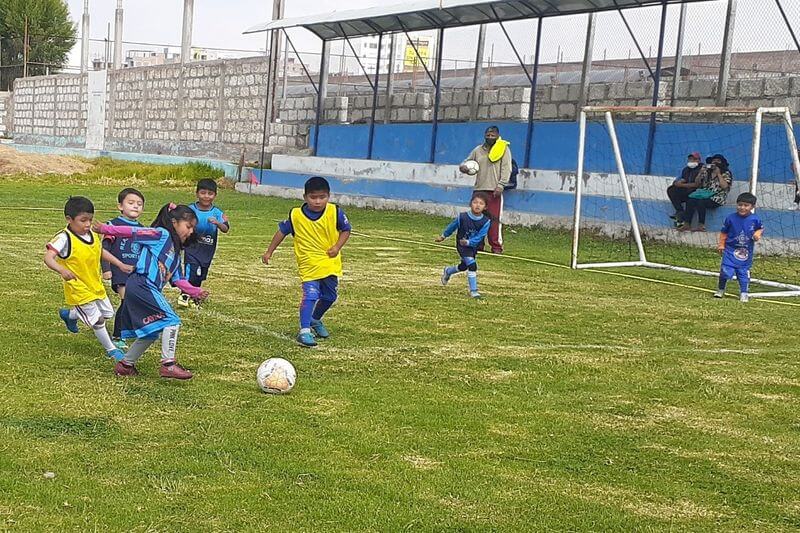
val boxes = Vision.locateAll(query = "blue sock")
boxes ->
[467,271,478,292]
[312,299,335,321]
[300,296,316,329]
[445,266,459,276]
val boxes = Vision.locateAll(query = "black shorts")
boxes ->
[184,261,210,286]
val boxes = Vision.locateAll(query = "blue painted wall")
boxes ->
[312,121,800,184]
[254,169,800,239]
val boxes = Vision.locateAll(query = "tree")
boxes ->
[0,0,76,91]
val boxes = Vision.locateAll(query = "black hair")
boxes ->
[706,153,729,169]
[64,196,94,218]
[151,203,198,251]
[196,178,218,193]
[485,125,500,134]
[118,187,145,204]
[304,176,330,195]
[470,191,496,221]
[736,192,757,205]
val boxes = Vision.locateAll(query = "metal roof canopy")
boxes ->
[244,0,709,41]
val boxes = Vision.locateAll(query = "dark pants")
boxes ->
[682,198,719,225]
[666,185,691,215]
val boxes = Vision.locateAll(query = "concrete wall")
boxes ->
[0,91,10,137]
[12,75,87,146]
[240,154,800,255]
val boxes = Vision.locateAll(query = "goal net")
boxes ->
[571,106,800,298]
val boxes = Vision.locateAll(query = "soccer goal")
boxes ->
[571,106,800,299]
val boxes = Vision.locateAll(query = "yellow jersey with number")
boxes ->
[50,229,107,306]
[290,203,343,282]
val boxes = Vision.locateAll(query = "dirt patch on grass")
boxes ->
[0,145,92,176]
[404,454,442,470]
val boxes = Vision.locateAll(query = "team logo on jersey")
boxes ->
[199,235,214,245]
[143,312,166,325]
[734,247,750,261]
[131,242,141,255]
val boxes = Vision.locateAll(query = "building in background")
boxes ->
[342,33,436,75]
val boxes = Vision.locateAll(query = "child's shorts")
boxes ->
[184,261,210,286]
[73,297,114,326]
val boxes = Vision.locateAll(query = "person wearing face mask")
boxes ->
[666,152,703,223]
[459,126,511,254]
[678,153,733,232]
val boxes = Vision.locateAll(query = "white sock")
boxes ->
[300,327,312,335]
[68,308,79,320]
[161,325,179,362]
[93,323,117,352]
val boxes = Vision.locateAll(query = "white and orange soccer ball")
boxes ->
[256,358,297,395]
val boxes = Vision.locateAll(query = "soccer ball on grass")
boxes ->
[257,358,296,394]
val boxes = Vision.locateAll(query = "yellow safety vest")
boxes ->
[290,203,343,282]
[53,229,107,306]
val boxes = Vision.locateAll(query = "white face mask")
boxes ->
[687,162,699,169]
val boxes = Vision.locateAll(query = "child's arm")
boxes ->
[209,212,230,233]
[101,249,134,274]
[44,248,76,281]
[92,222,162,240]
[261,230,287,265]
[718,232,727,254]
[101,235,114,280]
[435,218,459,242]
[754,228,764,241]
[327,230,351,258]
[466,219,492,248]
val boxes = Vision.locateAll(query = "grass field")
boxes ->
[2,161,800,531]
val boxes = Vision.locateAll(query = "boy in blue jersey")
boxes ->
[102,188,145,348]
[436,192,492,298]
[261,177,352,347]
[714,192,763,302]
[179,178,229,307]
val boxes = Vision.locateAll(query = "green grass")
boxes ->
[1,161,800,531]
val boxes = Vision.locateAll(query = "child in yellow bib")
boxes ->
[262,177,352,347]
[44,196,134,361]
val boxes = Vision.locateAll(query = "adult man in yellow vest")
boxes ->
[460,125,511,253]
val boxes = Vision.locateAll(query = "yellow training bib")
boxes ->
[53,229,107,306]
[290,204,343,282]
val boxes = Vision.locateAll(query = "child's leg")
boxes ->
[736,267,750,294]
[76,299,118,354]
[123,336,157,364]
[462,257,478,293]
[718,264,734,291]
[112,285,126,340]
[160,325,179,363]
[300,280,321,333]
[445,261,468,277]
[312,276,338,322]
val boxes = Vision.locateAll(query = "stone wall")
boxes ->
[276,95,348,124]
[0,91,10,137]
[13,75,86,146]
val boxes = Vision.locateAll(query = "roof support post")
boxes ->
[384,33,397,124]
[670,2,687,106]
[258,31,273,182]
[313,40,330,156]
[716,0,737,105]
[367,32,384,159]
[429,27,445,164]
[644,0,668,175]
[578,13,596,113]
[617,9,654,79]
[470,24,487,121]
[524,17,543,168]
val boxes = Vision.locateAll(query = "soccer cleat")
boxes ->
[114,361,139,377]
[441,267,451,286]
[311,319,330,339]
[296,332,317,347]
[470,291,482,299]
[740,293,750,303]
[159,362,193,380]
[713,289,725,298]
[112,338,127,350]
[106,348,125,362]
[59,308,79,333]
[176,294,191,308]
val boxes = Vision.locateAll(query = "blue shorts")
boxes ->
[118,274,181,339]
[302,275,339,302]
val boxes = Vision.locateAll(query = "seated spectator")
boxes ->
[666,151,702,222]
[678,153,733,232]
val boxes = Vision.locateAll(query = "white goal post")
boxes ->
[571,105,800,299]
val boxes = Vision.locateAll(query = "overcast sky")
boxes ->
[64,1,800,72]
